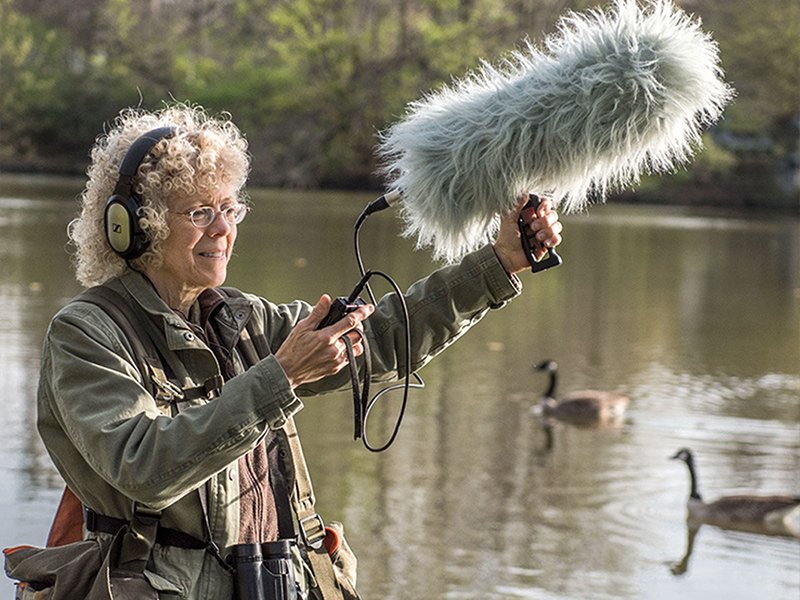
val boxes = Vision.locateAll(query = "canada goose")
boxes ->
[671,448,800,537]
[534,360,629,426]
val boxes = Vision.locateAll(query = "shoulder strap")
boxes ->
[78,286,216,404]
[285,418,353,600]
[77,286,161,397]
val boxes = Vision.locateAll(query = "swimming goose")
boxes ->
[534,360,629,426]
[670,448,800,537]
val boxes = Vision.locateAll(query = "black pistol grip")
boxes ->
[518,193,562,273]
[317,297,366,330]
[317,297,349,329]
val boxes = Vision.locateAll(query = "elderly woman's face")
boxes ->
[150,184,240,296]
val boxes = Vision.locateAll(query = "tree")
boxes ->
[1,0,797,203]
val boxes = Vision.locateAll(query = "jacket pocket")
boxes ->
[4,540,104,599]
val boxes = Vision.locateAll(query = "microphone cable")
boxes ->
[345,191,560,449]
[342,192,424,453]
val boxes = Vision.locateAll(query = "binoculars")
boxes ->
[229,540,299,600]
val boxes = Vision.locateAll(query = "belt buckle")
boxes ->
[154,377,184,402]
[132,501,162,528]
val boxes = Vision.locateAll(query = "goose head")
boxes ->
[671,447,702,502]
[534,359,559,400]
[535,360,558,373]
[671,448,694,465]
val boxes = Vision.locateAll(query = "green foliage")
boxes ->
[0,2,68,161]
[692,0,800,132]
[1,0,797,203]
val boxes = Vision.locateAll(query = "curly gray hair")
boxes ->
[69,103,251,287]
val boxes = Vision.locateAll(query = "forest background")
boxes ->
[1,0,798,208]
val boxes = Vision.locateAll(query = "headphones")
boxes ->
[104,126,175,260]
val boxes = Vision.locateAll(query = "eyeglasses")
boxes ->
[172,203,249,229]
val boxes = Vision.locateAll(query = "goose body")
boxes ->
[671,448,800,537]
[535,360,629,426]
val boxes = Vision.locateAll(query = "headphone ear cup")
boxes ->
[104,192,149,259]
[105,125,174,260]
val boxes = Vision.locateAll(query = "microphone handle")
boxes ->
[518,193,562,273]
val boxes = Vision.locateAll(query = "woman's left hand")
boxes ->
[493,195,563,275]
[274,295,374,389]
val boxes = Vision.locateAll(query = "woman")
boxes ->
[34,103,562,599]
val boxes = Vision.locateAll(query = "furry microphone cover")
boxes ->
[377,0,734,263]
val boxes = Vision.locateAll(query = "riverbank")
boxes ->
[1,171,798,214]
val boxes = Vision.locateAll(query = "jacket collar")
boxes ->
[197,288,255,352]
[114,269,255,351]
[116,268,187,329]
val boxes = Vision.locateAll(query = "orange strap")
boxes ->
[45,486,84,547]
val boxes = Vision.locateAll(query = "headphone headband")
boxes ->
[113,126,176,195]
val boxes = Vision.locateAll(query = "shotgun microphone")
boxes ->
[376,0,734,263]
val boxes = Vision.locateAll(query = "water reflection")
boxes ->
[670,513,800,578]
[1,176,798,600]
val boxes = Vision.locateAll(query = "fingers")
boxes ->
[337,319,369,362]
[534,196,554,216]
[529,197,562,249]
[333,329,367,362]
[532,218,563,248]
[531,201,557,229]
[323,303,374,338]
[317,301,373,371]
[325,330,366,376]
[516,195,554,225]
[276,295,374,387]
[304,294,333,330]
[344,327,366,355]
[493,192,565,275]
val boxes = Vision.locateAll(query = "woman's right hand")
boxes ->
[274,295,374,388]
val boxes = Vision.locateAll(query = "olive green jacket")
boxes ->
[36,244,521,598]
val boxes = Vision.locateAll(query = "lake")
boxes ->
[1,174,798,599]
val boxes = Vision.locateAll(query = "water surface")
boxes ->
[1,175,798,599]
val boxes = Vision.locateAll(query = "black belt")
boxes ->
[84,508,207,550]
